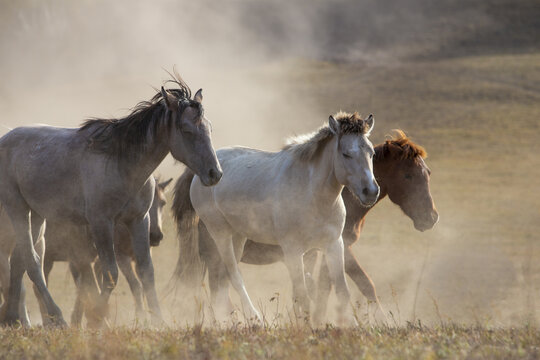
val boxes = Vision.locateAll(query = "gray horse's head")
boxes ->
[149,177,173,246]
[161,87,223,186]
[330,112,379,206]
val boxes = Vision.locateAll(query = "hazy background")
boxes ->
[1,0,539,327]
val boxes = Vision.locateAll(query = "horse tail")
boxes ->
[171,167,205,290]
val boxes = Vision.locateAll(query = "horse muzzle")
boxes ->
[200,167,223,186]
[149,232,163,246]
[413,209,439,232]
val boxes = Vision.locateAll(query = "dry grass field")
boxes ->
[1,0,539,358]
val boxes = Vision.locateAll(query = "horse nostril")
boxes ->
[362,187,369,196]
[209,168,216,179]
[431,210,439,223]
[151,232,163,244]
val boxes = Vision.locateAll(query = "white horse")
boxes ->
[173,112,379,324]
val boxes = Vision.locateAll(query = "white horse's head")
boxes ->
[329,112,379,206]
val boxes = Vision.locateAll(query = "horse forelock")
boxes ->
[78,72,196,164]
[333,111,371,135]
[375,129,427,162]
[283,111,371,162]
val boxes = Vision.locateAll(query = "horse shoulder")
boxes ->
[118,177,155,223]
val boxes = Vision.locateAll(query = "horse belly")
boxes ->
[219,199,279,245]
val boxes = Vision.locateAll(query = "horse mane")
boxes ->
[79,72,196,164]
[375,129,427,161]
[283,111,371,162]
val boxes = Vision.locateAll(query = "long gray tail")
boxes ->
[171,168,205,290]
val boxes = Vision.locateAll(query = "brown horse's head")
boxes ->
[374,130,438,232]
[149,177,173,246]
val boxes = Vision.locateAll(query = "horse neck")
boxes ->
[372,157,392,203]
[298,136,343,204]
[122,122,170,187]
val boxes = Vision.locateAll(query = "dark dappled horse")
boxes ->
[181,130,438,324]
[0,74,221,326]
[173,112,378,325]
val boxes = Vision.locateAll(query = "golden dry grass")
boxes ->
[0,325,538,360]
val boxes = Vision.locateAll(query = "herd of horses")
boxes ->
[0,74,438,328]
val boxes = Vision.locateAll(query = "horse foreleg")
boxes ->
[282,251,311,323]
[343,246,387,324]
[117,252,145,321]
[325,237,356,327]
[88,217,117,324]
[68,263,84,327]
[303,250,318,300]
[313,255,332,326]
[77,263,102,328]
[128,215,163,326]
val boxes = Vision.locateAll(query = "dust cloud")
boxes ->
[0,0,538,327]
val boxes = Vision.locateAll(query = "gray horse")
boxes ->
[0,177,171,327]
[173,112,378,325]
[0,75,222,326]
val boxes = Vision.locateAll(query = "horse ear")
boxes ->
[194,89,203,103]
[365,114,375,135]
[161,87,176,111]
[159,178,173,190]
[328,115,340,135]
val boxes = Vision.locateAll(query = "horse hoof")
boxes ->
[1,316,23,328]
[247,311,263,324]
[150,315,166,328]
[44,317,68,329]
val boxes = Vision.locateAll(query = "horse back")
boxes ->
[192,147,345,247]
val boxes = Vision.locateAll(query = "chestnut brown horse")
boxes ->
[193,130,438,324]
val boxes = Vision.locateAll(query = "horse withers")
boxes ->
[0,74,221,326]
[173,112,378,325]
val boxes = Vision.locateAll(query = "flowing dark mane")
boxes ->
[283,112,371,162]
[79,74,196,164]
[374,129,427,161]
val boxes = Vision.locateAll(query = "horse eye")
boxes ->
[342,153,352,159]
[404,174,412,180]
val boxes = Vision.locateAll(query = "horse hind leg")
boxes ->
[32,232,50,326]
[27,211,65,326]
[206,223,261,323]
[2,204,65,327]
[199,221,233,322]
